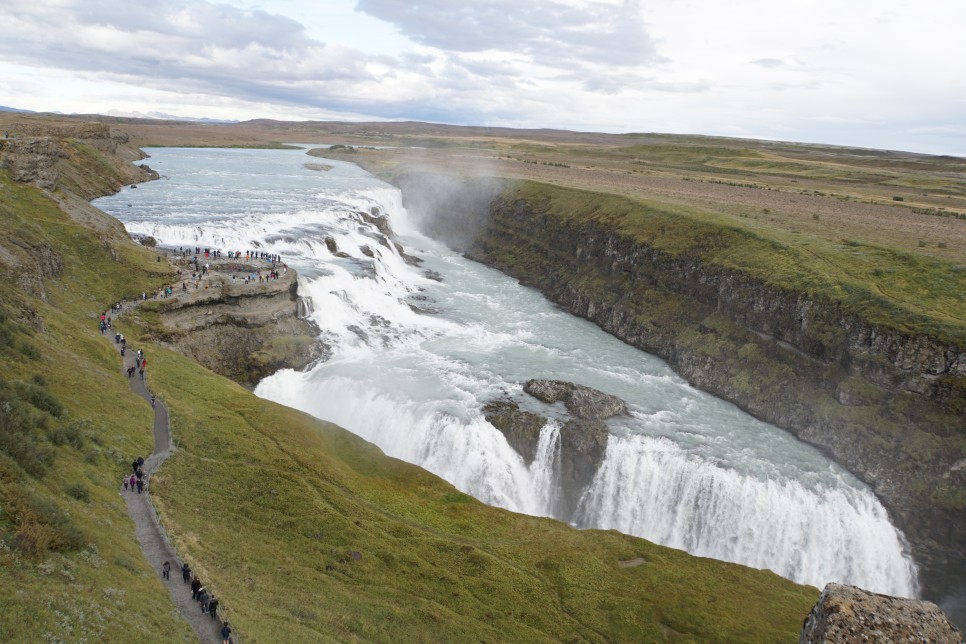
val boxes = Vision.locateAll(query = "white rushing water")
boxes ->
[95,146,918,596]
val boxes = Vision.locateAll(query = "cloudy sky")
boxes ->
[3,0,964,155]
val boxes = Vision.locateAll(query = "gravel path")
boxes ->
[109,321,232,644]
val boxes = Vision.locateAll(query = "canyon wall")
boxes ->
[446,183,966,616]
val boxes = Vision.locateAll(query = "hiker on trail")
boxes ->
[136,357,141,369]
[136,478,144,493]
[162,561,171,580]
[132,459,138,473]
[120,347,125,357]
[123,476,129,491]
[121,335,126,348]
[182,562,191,583]
[129,474,136,490]
[127,366,135,378]
[137,456,145,469]
[151,394,156,408]
[221,622,231,644]
[139,367,145,381]
[115,332,120,343]
[199,588,210,613]
[208,595,219,619]
[191,576,201,599]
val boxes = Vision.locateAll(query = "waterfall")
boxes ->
[94,146,920,598]
[576,433,918,596]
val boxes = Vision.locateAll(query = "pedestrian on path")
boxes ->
[136,478,144,494]
[182,562,191,583]
[162,560,171,580]
[191,576,201,599]
[123,476,129,491]
[129,474,136,490]
[208,595,219,620]
[151,394,156,408]
[221,622,231,644]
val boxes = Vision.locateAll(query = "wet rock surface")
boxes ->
[524,379,628,419]
[482,400,546,464]
[486,379,628,518]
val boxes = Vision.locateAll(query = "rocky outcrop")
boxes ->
[0,125,157,198]
[523,379,628,419]
[457,184,966,620]
[482,400,546,464]
[146,266,326,387]
[800,584,963,643]
[486,379,628,517]
[0,138,67,189]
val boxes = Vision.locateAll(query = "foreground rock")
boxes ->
[800,583,963,643]
[486,379,628,517]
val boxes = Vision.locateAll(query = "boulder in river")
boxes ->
[485,379,629,519]
[482,400,546,465]
[523,379,628,419]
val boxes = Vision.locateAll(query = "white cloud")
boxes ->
[0,0,963,155]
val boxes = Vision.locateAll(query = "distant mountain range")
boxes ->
[0,104,236,124]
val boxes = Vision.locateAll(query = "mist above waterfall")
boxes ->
[394,171,505,252]
[94,146,919,598]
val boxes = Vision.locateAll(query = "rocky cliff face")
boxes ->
[147,267,326,388]
[0,124,157,199]
[461,190,966,620]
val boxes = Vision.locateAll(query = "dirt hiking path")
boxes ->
[108,316,232,644]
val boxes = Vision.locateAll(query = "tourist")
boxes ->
[221,622,231,644]
[181,562,191,583]
[162,561,171,580]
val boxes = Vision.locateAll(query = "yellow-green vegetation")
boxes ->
[507,181,966,348]
[0,132,819,641]
[136,345,816,642]
[0,172,193,641]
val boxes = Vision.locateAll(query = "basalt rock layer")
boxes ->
[460,182,966,619]
[147,269,326,387]
[484,379,629,517]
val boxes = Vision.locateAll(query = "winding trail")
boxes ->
[109,320,230,643]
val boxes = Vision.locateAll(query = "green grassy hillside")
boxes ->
[0,135,818,641]
[508,181,966,349]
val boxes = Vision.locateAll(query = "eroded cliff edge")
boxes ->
[419,179,965,615]
[138,263,326,388]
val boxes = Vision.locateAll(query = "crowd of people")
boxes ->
[162,246,289,294]
[123,456,146,494]
[107,253,243,642]
[179,562,232,642]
